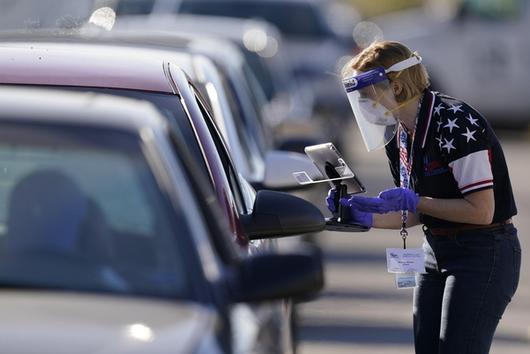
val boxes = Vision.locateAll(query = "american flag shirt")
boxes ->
[385,90,517,228]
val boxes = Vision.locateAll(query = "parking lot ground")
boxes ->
[298,124,530,353]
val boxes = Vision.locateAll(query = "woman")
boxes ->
[328,41,520,353]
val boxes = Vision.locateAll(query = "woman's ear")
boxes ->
[391,81,403,97]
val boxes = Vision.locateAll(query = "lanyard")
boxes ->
[398,123,416,249]
[396,94,423,249]
[398,124,415,189]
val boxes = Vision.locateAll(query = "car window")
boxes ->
[53,87,212,182]
[240,47,277,101]
[178,1,332,38]
[193,92,248,214]
[216,72,261,176]
[60,86,248,245]
[241,63,274,152]
[219,63,270,158]
[0,123,193,298]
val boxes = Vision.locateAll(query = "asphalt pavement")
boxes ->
[298,123,530,353]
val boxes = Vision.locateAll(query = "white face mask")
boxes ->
[357,98,397,126]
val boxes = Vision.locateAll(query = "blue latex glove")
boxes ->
[325,188,337,213]
[341,195,395,214]
[339,198,373,228]
[325,187,352,213]
[326,189,372,228]
[378,187,420,213]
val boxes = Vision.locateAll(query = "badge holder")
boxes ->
[292,143,368,233]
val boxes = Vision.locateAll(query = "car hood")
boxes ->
[0,290,219,354]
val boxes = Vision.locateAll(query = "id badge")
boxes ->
[395,273,417,289]
[386,248,425,274]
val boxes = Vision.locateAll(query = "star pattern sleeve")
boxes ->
[434,102,493,195]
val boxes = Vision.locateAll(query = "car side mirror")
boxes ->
[240,190,325,240]
[262,150,320,191]
[228,248,324,303]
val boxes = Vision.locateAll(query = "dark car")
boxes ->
[0,86,324,353]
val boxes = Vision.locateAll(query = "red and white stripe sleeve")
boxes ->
[448,150,493,195]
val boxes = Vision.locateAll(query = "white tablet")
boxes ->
[293,142,366,194]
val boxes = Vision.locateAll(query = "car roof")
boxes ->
[179,0,320,4]
[102,28,246,69]
[116,14,282,43]
[0,31,244,82]
[0,86,167,133]
[110,29,246,70]
[0,41,179,93]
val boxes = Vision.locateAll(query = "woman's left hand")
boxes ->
[337,187,419,214]
[342,195,393,214]
[378,187,420,213]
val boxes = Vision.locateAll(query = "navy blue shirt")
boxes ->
[385,90,517,228]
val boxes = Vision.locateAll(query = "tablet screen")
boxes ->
[304,142,366,194]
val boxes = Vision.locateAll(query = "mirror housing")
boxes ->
[229,248,324,303]
[240,190,325,240]
[262,150,320,190]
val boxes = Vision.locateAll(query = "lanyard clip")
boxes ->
[400,228,408,249]
[400,218,408,249]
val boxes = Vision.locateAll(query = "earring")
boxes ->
[392,83,401,96]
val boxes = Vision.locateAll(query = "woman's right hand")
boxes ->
[326,188,373,228]
[325,188,338,213]
[339,197,373,228]
[326,187,351,213]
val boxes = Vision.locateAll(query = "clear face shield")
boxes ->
[342,55,423,151]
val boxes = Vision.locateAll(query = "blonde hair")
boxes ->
[342,41,430,102]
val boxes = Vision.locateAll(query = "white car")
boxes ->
[370,0,530,125]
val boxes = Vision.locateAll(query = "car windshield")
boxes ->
[0,122,193,299]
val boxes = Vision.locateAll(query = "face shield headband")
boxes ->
[342,55,423,151]
[343,55,423,94]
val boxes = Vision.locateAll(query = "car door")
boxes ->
[167,64,249,249]
[169,64,291,353]
[172,63,274,253]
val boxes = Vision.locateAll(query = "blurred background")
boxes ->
[0,0,528,352]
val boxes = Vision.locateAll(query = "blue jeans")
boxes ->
[414,224,521,354]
